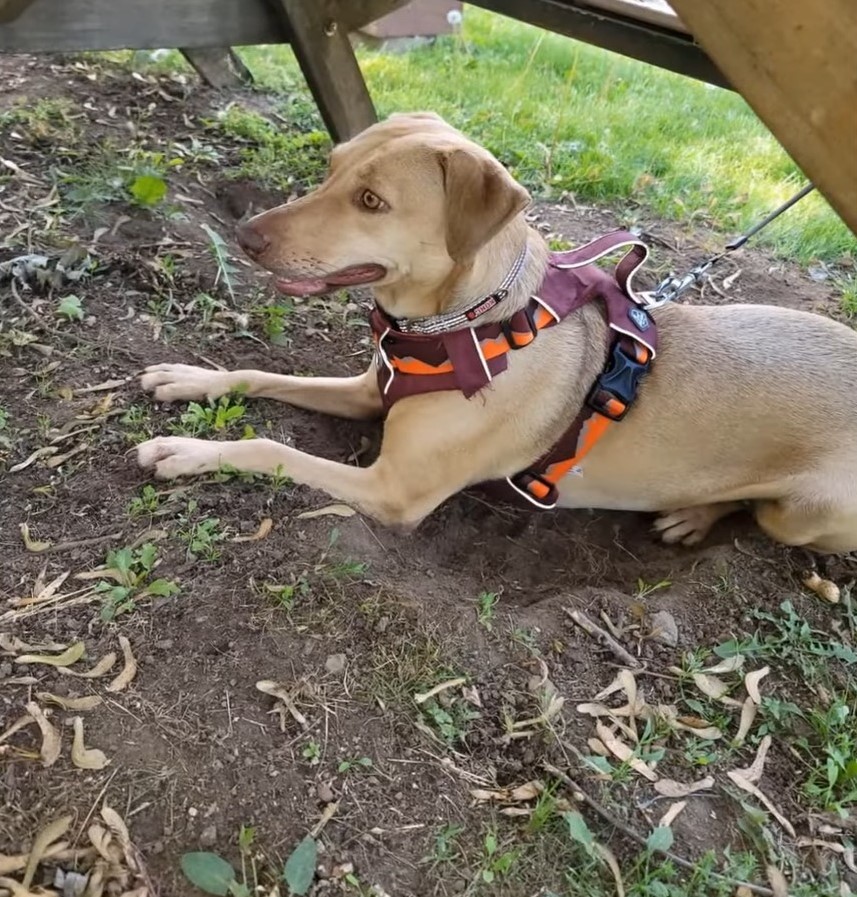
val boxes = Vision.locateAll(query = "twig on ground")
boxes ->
[543,763,774,897]
[564,608,642,668]
[42,532,125,554]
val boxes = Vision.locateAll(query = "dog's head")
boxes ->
[236,112,530,316]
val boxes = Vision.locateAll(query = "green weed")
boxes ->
[95,543,179,621]
[169,394,249,438]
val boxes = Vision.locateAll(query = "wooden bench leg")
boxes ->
[272,0,377,142]
[181,48,254,89]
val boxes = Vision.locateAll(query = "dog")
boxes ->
[137,112,857,554]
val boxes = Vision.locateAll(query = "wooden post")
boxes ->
[181,47,254,89]
[667,0,857,238]
[271,0,377,142]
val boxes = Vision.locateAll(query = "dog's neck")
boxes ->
[373,219,549,333]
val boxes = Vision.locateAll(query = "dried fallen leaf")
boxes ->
[100,804,132,866]
[19,522,51,552]
[256,680,309,730]
[653,776,715,798]
[231,517,274,543]
[595,844,625,897]
[0,713,35,745]
[296,504,356,520]
[658,800,687,828]
[471,781,543,803]
[596,722,658,782]
[20,814,72,889]
[594,672,629,702]
[727,770,795,837]
[26,702,61,767]
[691,672,736,703]
[45,442,89,468]
[587,738,609,757]
[36,692,103,712]
[9,446,58,473]
[766,865,790,897]
[414,677,467,705]
[105,636,137,693]
[15,642,85,667]
[71,717,110,769]
[703,655,745,675]
[577,702,635,718]
[734,696,758,746]
[618,669,639,741]
[732,734,772,784]
[58,651,116,679]
[744,666,770,705]
[11,570,71,608]
[74,378,128,395]
[672,720,723,740]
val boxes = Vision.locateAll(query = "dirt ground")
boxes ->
[2,53,856,897]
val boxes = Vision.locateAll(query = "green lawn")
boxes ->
[233,7,855,267]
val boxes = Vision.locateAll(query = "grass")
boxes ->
[222,8,857,266]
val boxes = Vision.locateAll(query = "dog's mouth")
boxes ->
[273,264,387,297]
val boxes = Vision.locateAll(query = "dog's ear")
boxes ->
[440,149,530,263]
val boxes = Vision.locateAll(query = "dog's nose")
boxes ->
[236,222,270,258]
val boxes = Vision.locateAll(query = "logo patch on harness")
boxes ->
[628,307,651,331]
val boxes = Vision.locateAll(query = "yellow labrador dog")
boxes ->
[138,112,857,553]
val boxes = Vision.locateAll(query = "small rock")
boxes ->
[200,825,217,847]
[649,610,679,648]
[188,807,198,818]
[317,781,335,803]
[325,653,347,675]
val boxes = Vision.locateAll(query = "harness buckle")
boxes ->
[586,338,651,421]
[507,470,559,509]
[500,305,538,350]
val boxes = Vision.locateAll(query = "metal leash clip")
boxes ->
[640,258,716,309]
[638,181,816,310]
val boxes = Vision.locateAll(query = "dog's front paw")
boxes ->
[137,436,223,480]
[140,363,235,403]
[653,505,721,546]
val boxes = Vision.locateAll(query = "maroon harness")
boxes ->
[369,231,659,508]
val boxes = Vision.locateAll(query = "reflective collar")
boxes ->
[386,243,529,335]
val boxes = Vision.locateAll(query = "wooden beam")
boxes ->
[667,0,857,237]
[270,0,377,142]
[181,48,253,89]
[0,0,409,53]
[470,0,729,89]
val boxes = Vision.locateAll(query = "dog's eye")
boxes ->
[358,189,386,212]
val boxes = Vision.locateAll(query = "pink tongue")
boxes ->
[274,278,329,297]
[274,264,385,297]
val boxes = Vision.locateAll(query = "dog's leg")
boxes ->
[140,362,382,420]
[653,501,744,545]
[754,499,857,554]
[136,408,487,528]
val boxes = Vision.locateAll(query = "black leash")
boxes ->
[644,182,816,307]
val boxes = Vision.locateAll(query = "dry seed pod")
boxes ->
[802,571,840,604]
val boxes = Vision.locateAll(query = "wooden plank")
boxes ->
[271,0,377,141]
[181,48,254,89]
[0,0,408,53]
[667,0,857,236]
[471,0,729,88]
